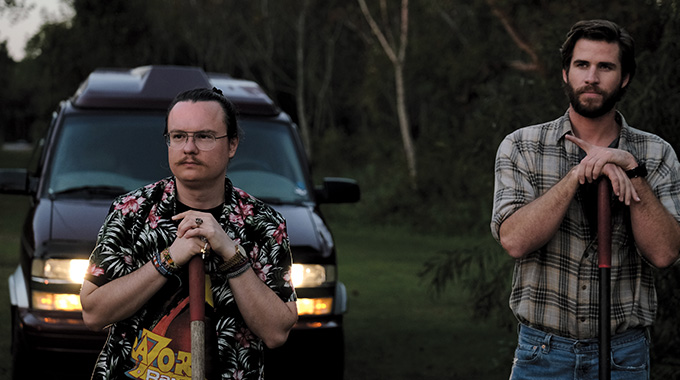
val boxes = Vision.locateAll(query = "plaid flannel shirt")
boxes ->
[491,111,680,339]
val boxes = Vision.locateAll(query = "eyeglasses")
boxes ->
[164,131,228,151]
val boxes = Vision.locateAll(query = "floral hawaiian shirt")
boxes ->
[85,176,297,380]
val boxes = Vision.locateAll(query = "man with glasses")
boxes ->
[80,88,298,380]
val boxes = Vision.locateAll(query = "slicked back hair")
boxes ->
[165,87,241,140]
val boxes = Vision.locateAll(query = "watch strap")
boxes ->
[625,163,647,179]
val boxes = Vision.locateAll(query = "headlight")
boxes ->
[291,264,327,288]
[32,291,82,311]
[32,258,89,284]
[296,297,333,315]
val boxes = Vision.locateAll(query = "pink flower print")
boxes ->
[232,370,244,380]
[252,261,272,281]
[228,214,243,227]
[162,181,174,201]
[147,205,159,229]
[249,244,259,260]
[235,327,254,348]
[235,187,249,198]
[86,263,105,277]
[229,200,254,227]
[239,201,254,217]
[272,223,287,244]
[115,195,145,215]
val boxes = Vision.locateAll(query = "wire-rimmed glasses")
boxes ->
[164,131,228,151]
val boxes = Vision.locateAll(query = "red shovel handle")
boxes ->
[597,178,611,380]
[597,179,612,268]
[189,255,205,321]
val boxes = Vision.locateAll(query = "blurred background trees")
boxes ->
[2,0,678,236]
[2,0,680,376]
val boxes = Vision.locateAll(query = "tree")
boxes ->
[357,0,416,188]
[295,0,312,155]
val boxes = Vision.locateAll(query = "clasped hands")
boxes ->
[167,211,237,267]
[565,134,640,205]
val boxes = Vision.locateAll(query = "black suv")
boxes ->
[1,65,358,379]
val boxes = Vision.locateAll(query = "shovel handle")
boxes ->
[189,255,205,379]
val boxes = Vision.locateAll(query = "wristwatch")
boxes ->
[625,163,647,179]
[218,244,248,272]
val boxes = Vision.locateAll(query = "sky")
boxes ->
[0,0,73,60]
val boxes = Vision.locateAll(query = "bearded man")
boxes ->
[491,20,680,380]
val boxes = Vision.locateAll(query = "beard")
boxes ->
[564,79,625,119]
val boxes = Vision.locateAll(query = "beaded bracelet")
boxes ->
[152,250,172,277]
[152,248,180,278]
[162,248,179,271]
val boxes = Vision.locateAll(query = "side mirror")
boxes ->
[315,177,360,204]
[0,169,32,195]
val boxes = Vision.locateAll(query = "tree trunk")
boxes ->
[394,62,416,185]
[296,0,312,157]
[358,0,417,188]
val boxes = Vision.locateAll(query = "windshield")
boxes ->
[46,114,309,203]
[229,120,310,203]
[47,114,171,196]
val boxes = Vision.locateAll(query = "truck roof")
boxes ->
[71,65,280,116]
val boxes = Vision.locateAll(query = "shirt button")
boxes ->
[582,285,587,290]
[580,317,586,322]
[584,253,589,258]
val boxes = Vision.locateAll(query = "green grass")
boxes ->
[335,224,515,379]
[0,146,517,379]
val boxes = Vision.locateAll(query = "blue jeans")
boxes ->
[510,324,650,380]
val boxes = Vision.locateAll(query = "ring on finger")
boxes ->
[195,217,203,226]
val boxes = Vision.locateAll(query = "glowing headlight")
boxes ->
[32,290,83,311]
[296,297,333,315]
[32,259,90,284]
[291,264,327,288]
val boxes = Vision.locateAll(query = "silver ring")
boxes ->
[195,217,203,226]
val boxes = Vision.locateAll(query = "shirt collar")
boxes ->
[557,109,631,145]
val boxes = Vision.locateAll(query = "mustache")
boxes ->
[177,157,203,165]
[575,85,604,95]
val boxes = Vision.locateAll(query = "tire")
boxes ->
[11,307,35,379]
[265,327,345,380]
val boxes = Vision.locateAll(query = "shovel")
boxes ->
[597,178,611,380]
[189,254,205,380]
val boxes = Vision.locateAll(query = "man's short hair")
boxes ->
[165,87,241,140]
[560,19,636,84]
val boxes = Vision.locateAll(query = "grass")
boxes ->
[335,224,515,380]
[0,146,516,379]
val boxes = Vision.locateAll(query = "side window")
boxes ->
[28,110,59,176]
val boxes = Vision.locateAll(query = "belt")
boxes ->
[518,324,648,353]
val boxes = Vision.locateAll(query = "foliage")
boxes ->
[418,236,516,330]
[4,0,680,234]
[651,264,680,379]
[418,234,680,379]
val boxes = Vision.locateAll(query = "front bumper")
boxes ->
[14,307,108,354]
